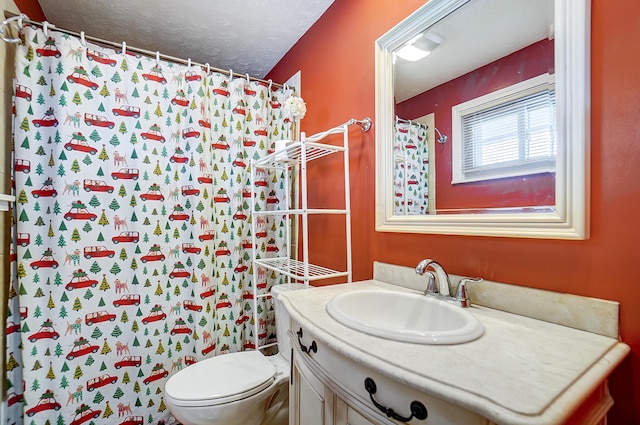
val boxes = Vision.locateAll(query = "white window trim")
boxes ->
[451,73,556,184]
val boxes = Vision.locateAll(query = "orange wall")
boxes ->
[267,0,640,423]
[13,0,45,20]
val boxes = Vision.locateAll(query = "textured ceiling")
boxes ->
[36,0,335,78]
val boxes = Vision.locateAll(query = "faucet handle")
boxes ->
[459,277,483,285]
[454,277,482,308]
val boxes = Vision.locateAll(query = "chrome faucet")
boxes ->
[415,259,482,308]
[415,259,451,297]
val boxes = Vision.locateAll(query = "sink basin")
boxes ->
[326,290,484,345]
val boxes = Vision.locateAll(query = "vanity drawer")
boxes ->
[292,323,492,425]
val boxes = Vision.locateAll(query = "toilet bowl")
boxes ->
[165,283,303,425]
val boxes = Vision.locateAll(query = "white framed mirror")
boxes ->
[375,0,590,239]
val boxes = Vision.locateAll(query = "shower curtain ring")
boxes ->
[155,51,160,67]
[79,31,86,47]
[0,14,24,43]
[43,21,51,38]
[121,41,126,56]
[229,69,233,80]
[205,63,210,74]
[246,73,250,84]
[268,79,272,91]
[187,58,191,68]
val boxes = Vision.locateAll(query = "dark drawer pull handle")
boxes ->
[364,377,428,422]
[296,327,317,356]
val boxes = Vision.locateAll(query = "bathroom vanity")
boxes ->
[280,263,629,425]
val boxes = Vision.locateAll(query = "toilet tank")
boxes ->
[270,283,306,361]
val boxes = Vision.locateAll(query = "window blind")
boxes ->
[459,88,556,182]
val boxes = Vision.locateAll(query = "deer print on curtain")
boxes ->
[5,23,292,425]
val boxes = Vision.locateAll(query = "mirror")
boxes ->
[375,0,589,239]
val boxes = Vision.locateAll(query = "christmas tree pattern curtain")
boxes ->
[393,121,430,215]
[5,23,291,425]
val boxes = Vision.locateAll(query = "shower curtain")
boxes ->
[5,24,291,425]
[393,120,429,215]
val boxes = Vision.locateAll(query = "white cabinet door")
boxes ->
[292,352,376,425]
[291,350,330,425]
[334,397,377,425]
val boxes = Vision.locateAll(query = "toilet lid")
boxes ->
[165,351,277,407]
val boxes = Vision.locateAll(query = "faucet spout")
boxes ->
[415,259,451,297]
[415,258,431,275]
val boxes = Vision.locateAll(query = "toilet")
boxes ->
[164,283,303,425]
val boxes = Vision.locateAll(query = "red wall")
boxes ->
[267,0,640,423]
[395,40,555,210]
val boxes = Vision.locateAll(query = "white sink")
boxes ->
[326,290,484,345]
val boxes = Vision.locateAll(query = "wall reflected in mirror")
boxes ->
[392,0,555,215]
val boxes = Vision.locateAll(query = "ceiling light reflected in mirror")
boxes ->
[394,32,443,62]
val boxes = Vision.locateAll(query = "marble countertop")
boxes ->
[279,280,630,425]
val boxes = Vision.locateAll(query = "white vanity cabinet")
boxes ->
[281,278,628,425]
[289,323,495,425]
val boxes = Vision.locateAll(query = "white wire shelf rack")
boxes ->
[250,118,370,351]
[253,257,349,282]
[254,141,345,169]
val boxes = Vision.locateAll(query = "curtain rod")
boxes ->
[2,10,285,89]
[395,116,428,129]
